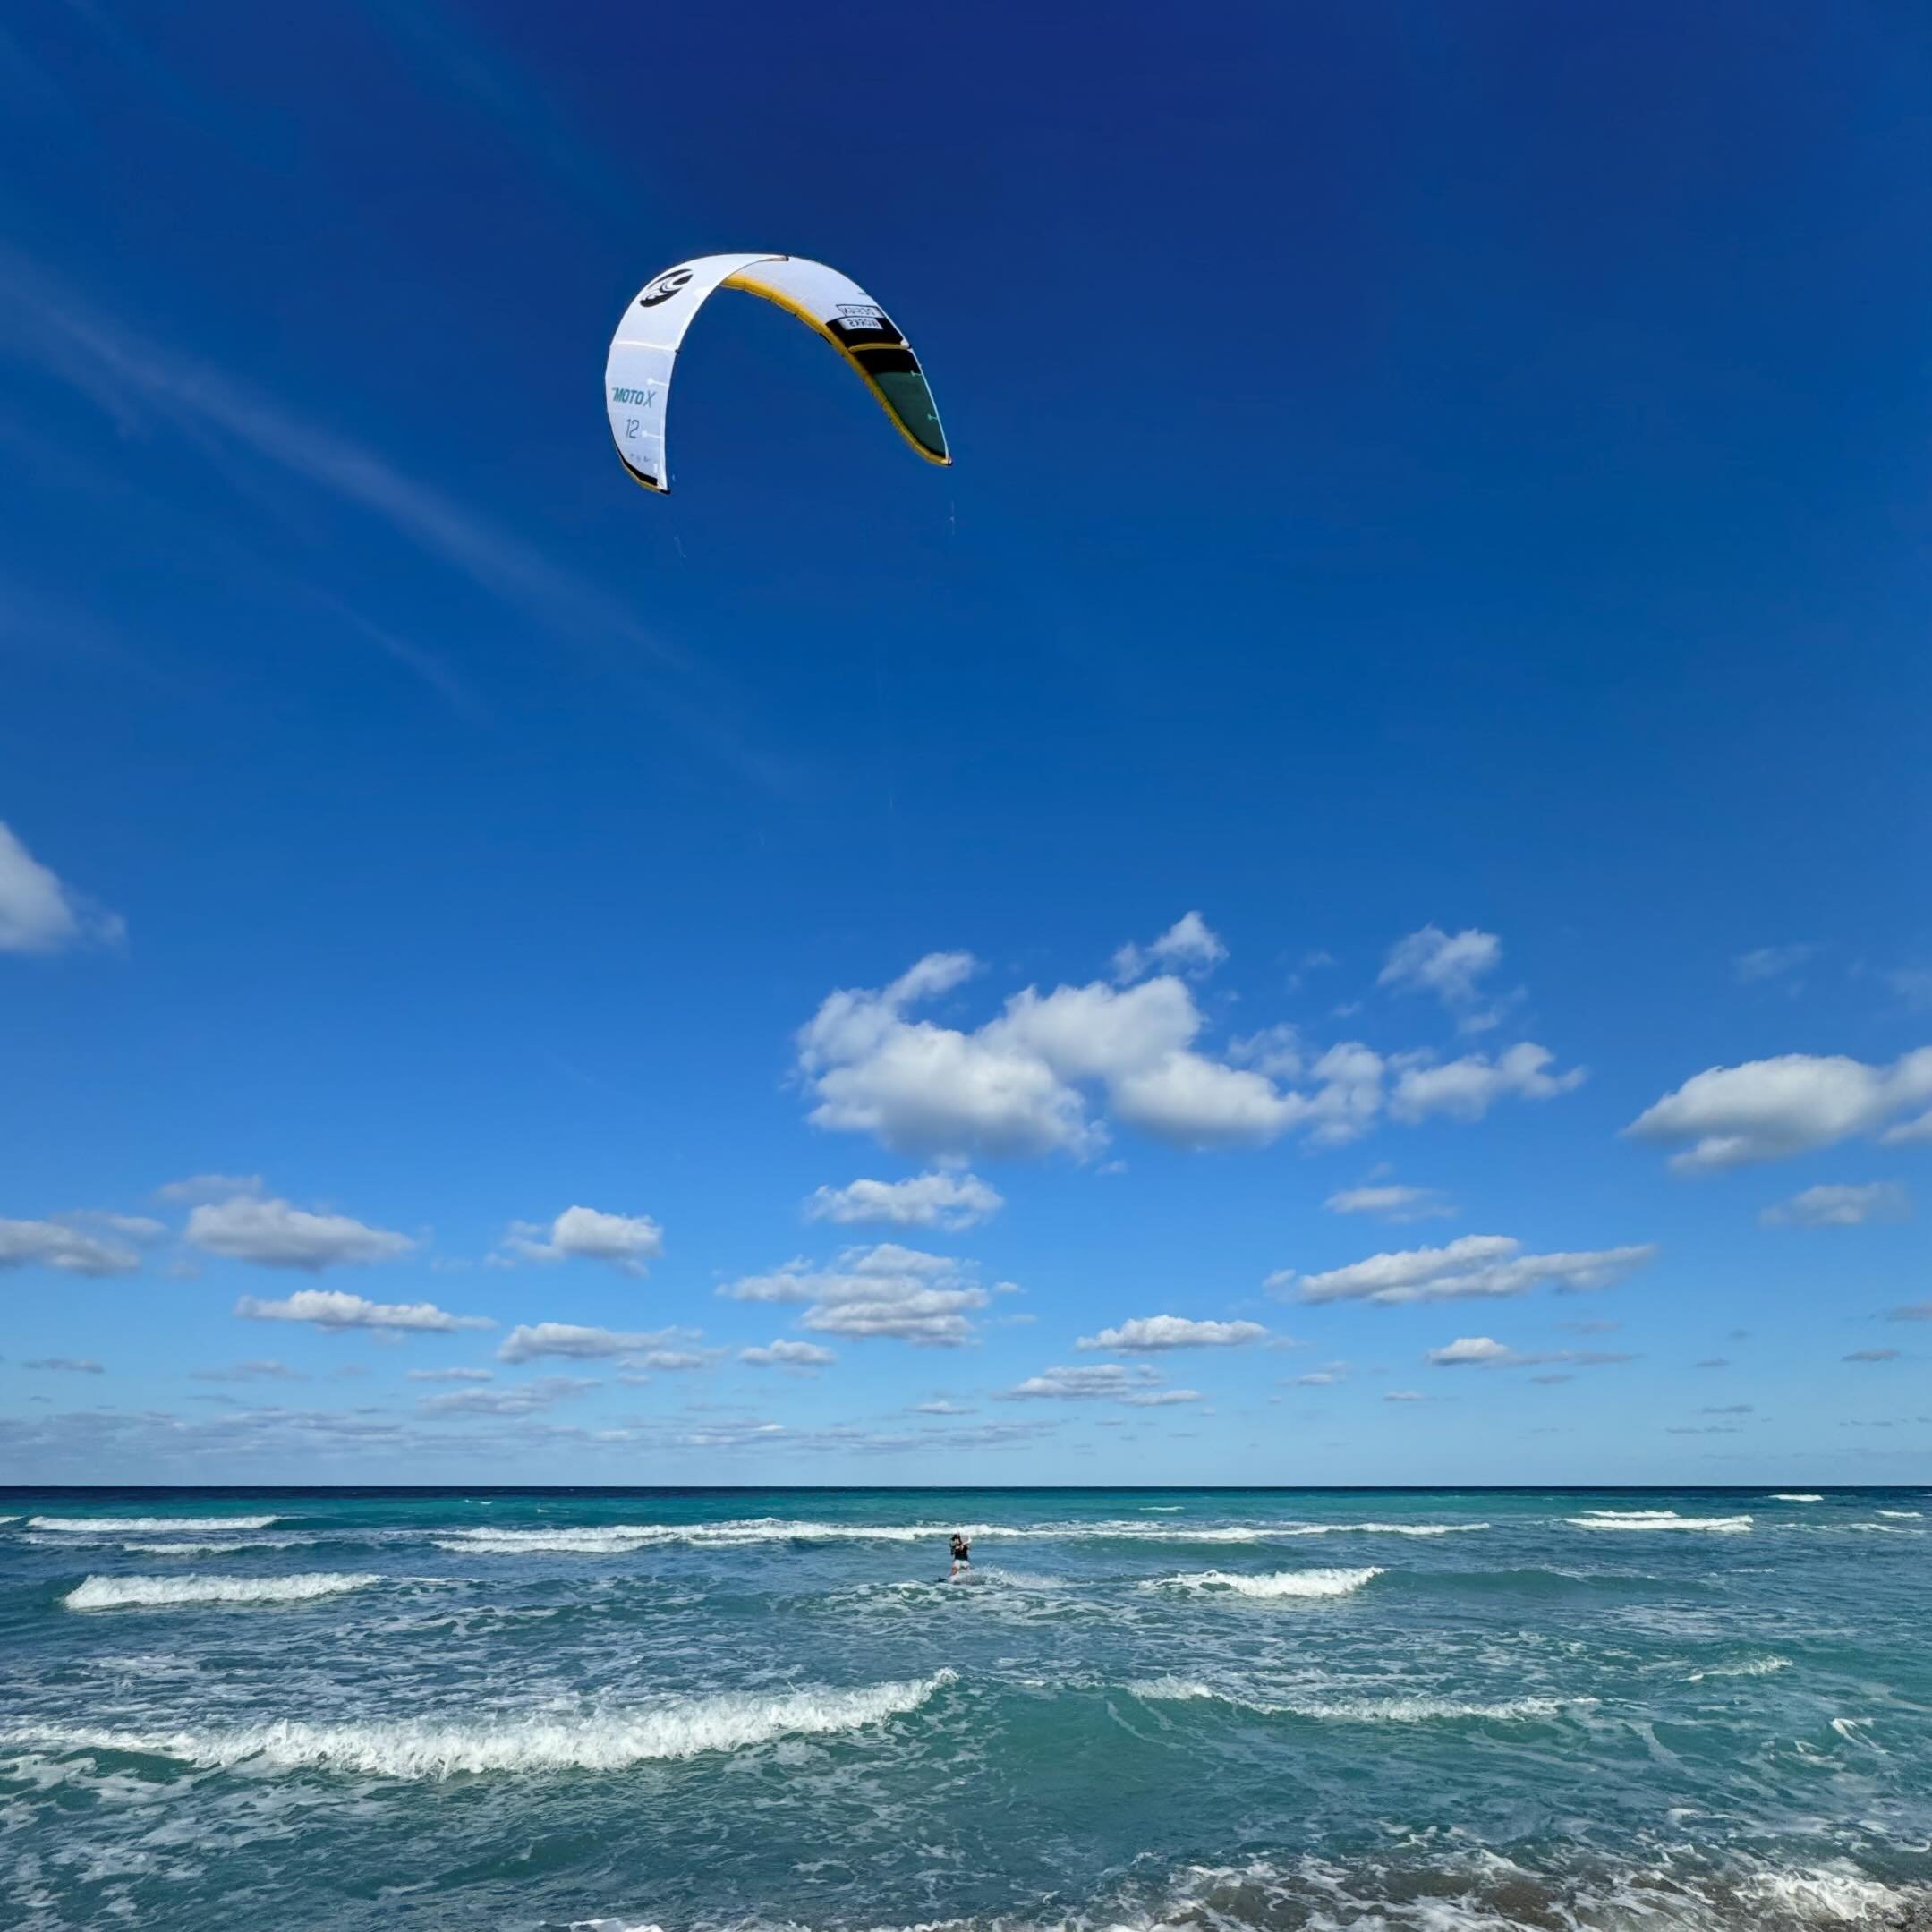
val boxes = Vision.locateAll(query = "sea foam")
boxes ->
[63,1572,379,1610]
[1150,1567,1382,1599]
[4,1671,954,1777]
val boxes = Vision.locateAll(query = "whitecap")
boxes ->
[1771,1493,1824,1502]
[1876,1509,1922,1519]
[28,1515,279,1533]
[1567,1512,1752,1533]
[2,1670,954,1777]
[1126,1677,1574,1723]
[63,1572,379,1611]
[1147,1567,1382,1599]
[1687,1655,1792,1681]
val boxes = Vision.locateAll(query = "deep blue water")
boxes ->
[3,1487,1929,1931]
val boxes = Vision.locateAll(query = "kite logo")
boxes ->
[638,268,694,308]
[610,387,656,406]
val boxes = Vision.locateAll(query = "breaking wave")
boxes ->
[1771,1494,1824,1502]
[28,1515,280,1534]
[63,1572,379,1610]
[3,1671,954,1778]
[1688,1655,1793,1681]
[1149,1567,1382,1599]
[1568,1511,1753,1534]
[1128,1677,1576,1723]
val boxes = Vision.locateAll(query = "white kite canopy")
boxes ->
[604,253,950,495]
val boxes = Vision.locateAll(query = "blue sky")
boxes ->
[2,2,1928,1485]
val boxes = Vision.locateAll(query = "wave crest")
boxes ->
[1150,1567,1382,1599]
[63,1572,379,1610]
[4,1672,954,1777]
[29,1515,279,1533]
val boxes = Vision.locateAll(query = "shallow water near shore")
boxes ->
[4,1485,1929,1930]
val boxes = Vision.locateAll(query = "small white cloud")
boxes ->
[1323,1184,1455,1222]
[188,1196,414,1271]
[1113,911,1228,983]
[1075,1315,1268,1352]
[0,1217,142,1277]
[719,1243,991,1347]
[497,1322,682,1365]
[405,1366,494,1383]
[1121,1387,1201,1407]
[1383,1389,1426,1402]
[998,1362,1160,1401]
[23,1356,103,1374]
[156,1173,264,1205]
[1734,944,1817,986]
[420,1375,598,1417]
[1379,925,1507,1028]
[1273,1234,1655,1306]
[236,1289,491,1333]
[739,1340,837,1372]
[1295,1370,1341,1387]
[1426,1335,1635,1370]
[1426,1335,1516,1366]
[1391,1043,1585,1122]
[1626,1050,1932,1171]
[804,1171,1003,1231]
[1761,1182,1910,1229]
[0,821,124,954]
[495,1205,664,1275]
[909,1399,974,1415]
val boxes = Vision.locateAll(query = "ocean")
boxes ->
[2,1487,1928,1931]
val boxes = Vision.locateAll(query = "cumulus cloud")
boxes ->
[1324,1184,1455,1222]
[405,1366,494,1383]
[740,1340,838,1372]
[1426,1335,1635,1370]
[187,1195,414,1271]
[0,821,124,953]
[909,1399,974,1415]
[494,1204,664,1274]
[1075,1315,1268,1352]
[191,1360,302,1383]
[1112,911,1228,983]
[1272,1234,1655,1306]
[236,1289,492,1333]
[497,1323,685,1365]
[719,1242,992,1347]
[804,1171,1003,1231]
[1626,1050,1932,1171]
[1760,1182,1910,1229]
[798,949,1581,1160]
[156,1173,263,1205]
[0,1217,143,1277]
[1295,1370,1340,1387]
[1389,1043,1585,1122]
[1384,1389,1426,1402]
[1123,1387,1202,1406]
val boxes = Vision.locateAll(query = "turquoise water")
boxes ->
[3,1487,1929,1931]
